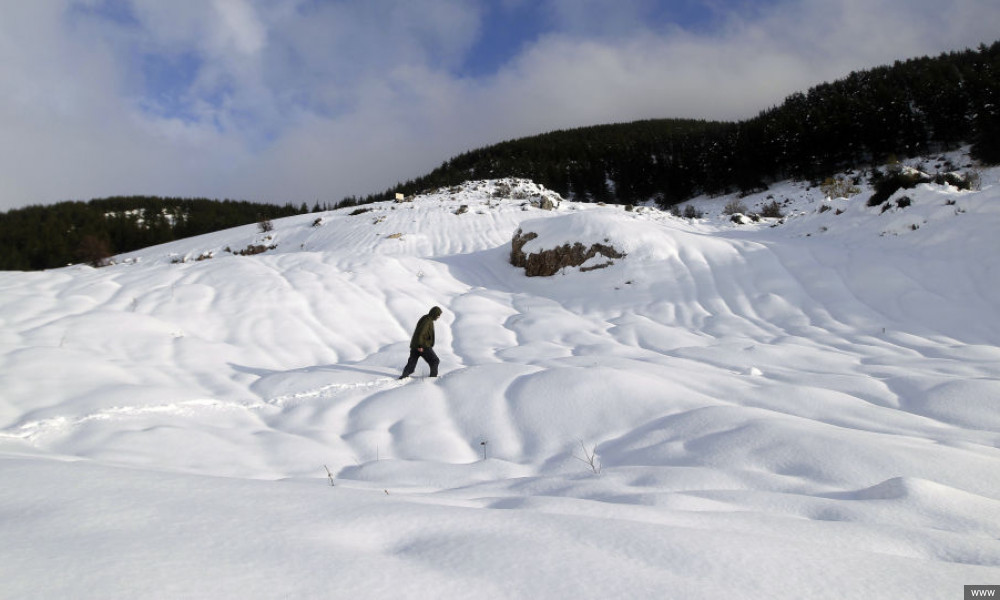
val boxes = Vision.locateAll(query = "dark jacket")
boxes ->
[410,307,441,349]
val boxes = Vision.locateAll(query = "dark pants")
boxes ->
[401,347,439,378]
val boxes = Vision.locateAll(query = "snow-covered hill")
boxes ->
[2,153,999,599]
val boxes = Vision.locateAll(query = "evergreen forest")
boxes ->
[0,197,305,271]
[360,41,1000,207]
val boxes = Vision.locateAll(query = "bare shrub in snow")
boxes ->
[760,200,784,218]
[723,199,747,216]
[820,176,860,199]
[234,244,276,256]
[684,205,703,219]
[575,442,602,475]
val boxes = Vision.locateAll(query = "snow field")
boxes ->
[2,170,999,598]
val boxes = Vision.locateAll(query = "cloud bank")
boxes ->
[1,0,998,210]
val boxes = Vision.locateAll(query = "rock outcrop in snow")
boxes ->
[510,228,625,276]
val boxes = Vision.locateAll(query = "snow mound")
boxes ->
[509,211,696,276]
[516,211,682,260]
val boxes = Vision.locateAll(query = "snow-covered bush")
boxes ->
[868,167,931,206]
[933,171,977,191]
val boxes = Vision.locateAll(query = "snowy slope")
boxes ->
[1,158,999,599]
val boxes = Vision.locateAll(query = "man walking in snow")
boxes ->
[399,306,442,379]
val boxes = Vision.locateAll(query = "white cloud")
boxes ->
[543,0,657,38]
[211,0,267,56]
[1,0,998,211]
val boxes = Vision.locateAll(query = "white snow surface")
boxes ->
[2,157,1000,598]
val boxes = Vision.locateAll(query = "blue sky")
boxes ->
[1,0,998,211]
[459,0,743,77]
